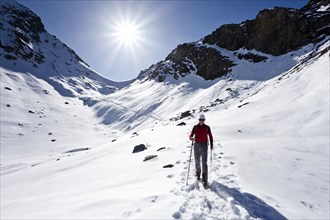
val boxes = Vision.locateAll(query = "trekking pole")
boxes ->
[186,140,194,185]
[210,149,213,178]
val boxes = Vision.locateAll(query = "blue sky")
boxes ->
[18,0,308,81]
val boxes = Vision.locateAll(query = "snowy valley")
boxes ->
[1,0,329,219]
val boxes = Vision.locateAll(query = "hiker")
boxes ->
[189,114,213,185]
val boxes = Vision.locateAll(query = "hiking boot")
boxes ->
[202,178,208,185]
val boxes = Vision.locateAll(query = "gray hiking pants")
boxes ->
[194,142,208,182]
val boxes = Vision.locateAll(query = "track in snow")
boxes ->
[171,143,288,220]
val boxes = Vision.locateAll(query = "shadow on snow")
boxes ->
[210,181,287,220]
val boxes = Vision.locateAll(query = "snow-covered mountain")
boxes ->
[1,0,329,219]
[0,0,132,98]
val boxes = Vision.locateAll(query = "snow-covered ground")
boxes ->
[1,38,329,220]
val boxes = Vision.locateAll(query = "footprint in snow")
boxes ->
[172,211,181,219]
[149,195,158,203]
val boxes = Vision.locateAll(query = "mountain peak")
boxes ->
[1,0,45,37]
[203,0,329,56]
[138,0,329,83]
[301,0,330,13]
[0,0,131,97]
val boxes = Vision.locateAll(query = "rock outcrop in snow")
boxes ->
[138,0,329,82]
[204,0,330,55]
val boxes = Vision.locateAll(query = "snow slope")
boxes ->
[89,40,328,131]
[1,43,329,219]
[1,0,329,219]
[0,68,123,163]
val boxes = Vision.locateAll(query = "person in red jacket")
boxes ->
[189,114,213,185]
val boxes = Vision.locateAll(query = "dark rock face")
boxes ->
[0,2,45,63]
[139,0,329,82]
[2,2,45,41]
[139,44,234,81]
[203,1,330,56]
[165,44,235,80]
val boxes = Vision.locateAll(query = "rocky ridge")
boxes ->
[138,0,329,82]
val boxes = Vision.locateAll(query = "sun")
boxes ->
[95,2,174,67]
[117,23,138,45]
[113,21,141,48]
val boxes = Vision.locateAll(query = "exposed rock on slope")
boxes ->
[165,43,235,80]
[203,0,330,55]
[139,0,329,82]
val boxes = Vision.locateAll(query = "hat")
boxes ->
[199,114,205,120]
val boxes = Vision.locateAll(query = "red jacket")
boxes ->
[190,124,213,146]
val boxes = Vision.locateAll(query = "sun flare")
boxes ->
[117,23,138,44]
[97,3,172,64]
[113,21,141,48]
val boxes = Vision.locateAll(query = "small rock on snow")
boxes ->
[143,155,157,162]
[172,211,181,219]
[163,164,174,168]
[65,147,90,153]
[132,144,147,153]
[238,102,249,108]
[177,122,186,126]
